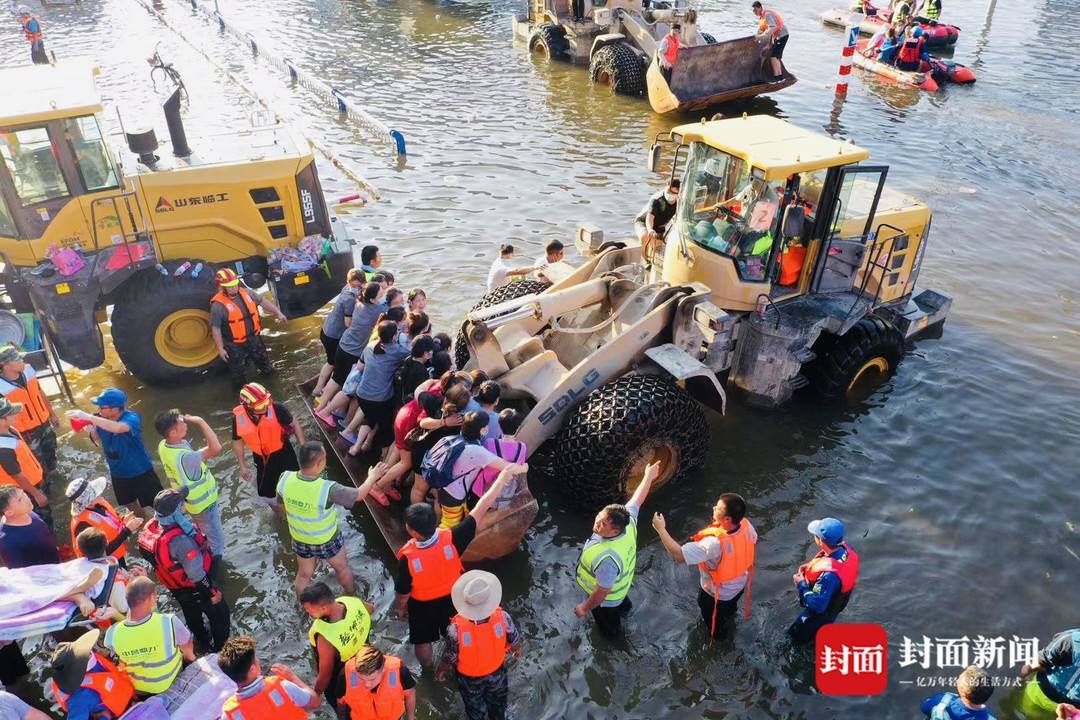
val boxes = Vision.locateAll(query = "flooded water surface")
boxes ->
[2,0,1079,716]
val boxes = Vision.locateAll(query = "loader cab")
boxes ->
[653,115,905,312]
[0,60,125,264]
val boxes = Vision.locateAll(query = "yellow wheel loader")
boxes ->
[456,115,951,521]
[513,0,796,113]
[0,60,356,384]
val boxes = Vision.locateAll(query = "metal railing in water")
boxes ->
[181,0,406,158]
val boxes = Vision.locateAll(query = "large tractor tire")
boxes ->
[111,261,222,385]
[529,23,568,61]
[589,44,646,96]
[454,279,550,370]
[551,374,707,512]
[806,317,904,401]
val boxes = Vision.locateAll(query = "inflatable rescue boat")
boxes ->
[852,39,975,91]
[821,8,960,48]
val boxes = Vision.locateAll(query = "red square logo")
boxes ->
[815,623,889,695]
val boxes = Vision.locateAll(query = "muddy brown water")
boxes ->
[2,0,1079,716]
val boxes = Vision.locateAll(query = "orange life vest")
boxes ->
[452,608,509,678]
[211,289,261,343]
[663,32,680,66]
[51,653,135,718]
[138,519,213,590]
[800,542,860,592]
[0,365,51,433]
[22,16,42,43]
[691,520,757,629]
[897,37,924,64]
[0,430,43,487]
[758,8,785,34]
[779,245,807,286]
[396,528,464,601]
[71,499,128,560]
[222,675,309,720]
[340,655,406,720]
[232,404,285,458]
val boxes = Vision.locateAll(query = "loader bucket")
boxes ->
[646,34,797,114]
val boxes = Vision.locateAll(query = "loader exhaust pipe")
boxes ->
[162,89,191,158]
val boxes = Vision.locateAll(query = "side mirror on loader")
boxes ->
[647,143,662,173]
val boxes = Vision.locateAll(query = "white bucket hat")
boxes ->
[451,570,503,622]
[65,476,108,514]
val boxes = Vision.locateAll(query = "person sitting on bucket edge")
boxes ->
[788,516,859,644]
[210,268,287,387]
[299,581,376,712]
[103,576,195,697]
[657,23,681,83]
[436,570,522,720]
[574,461,661,640]
[49,628,135,720]
[1020,627,1080,715]
[651,492,757,640]
[921,665,997,720]
[395,464,522,667]
[340,644,417,720]
[217,635,321,718]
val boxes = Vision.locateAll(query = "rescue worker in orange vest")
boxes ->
[0,345,58,519]
[657,23,681,83]
[299,581,376,712]
[138,488,231,653]
[395,464,521,667]
[895,23,930,71]
[16,6,48,65]
[210,268,287,387]
[49,629,135,720]
[788,516,860,644]
[230,383,303,500]
[217,635,320,719]
[436,571,522,720]
[752,1,789,79]
[651,492,757,640]
[0,397,48,527]
[66,476,143,565]
[341,645,417,720]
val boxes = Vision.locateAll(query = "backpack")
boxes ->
[421,435,473,489]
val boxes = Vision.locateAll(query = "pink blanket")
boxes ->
[0,558,103,637]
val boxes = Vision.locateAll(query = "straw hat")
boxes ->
[451,570,502,622]
[50,628,100,695]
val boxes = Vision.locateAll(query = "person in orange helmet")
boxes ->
[209,268,287,386]
[231,383,304,500]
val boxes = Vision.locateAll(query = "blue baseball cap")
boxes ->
[91,388,127,408]
[807,517,845,547]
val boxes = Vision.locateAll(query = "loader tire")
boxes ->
[454,279,551,370]
[589,44,645,96]
[551,374,707,512]
[701,32,717,44]
[806,317,904,401]
[529,24,568,61]
[111,261,221,385]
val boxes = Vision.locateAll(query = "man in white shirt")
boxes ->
[652,492,757,639]
[487,244,543,292]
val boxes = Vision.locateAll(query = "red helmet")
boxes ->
[239,382,271,410]
[215,268,240,287]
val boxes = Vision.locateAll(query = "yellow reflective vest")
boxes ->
[158,441,219,514]
[308,596,371,663]
[104,612,183,695]
[576,517,638,604]
[276,471,339,545]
